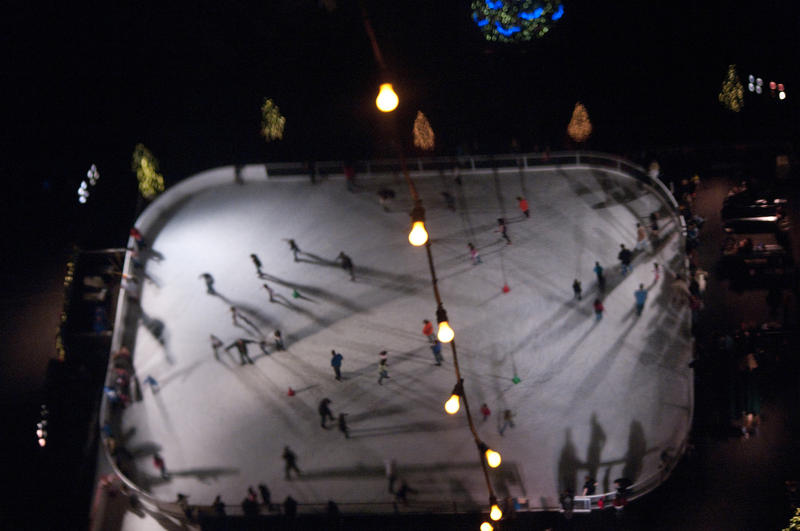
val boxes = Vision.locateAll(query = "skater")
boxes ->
[226,338,255,365]
[212,495,226,516]
[283,495,298,518]
[572,279,582,300]
[258,483,271,506]
[468,242,482,265]
[129,227,146,249]
[516,196,530,218]
[337,251,355,281]
[394,480,418,505]
[143,375,159,393]
[285,238,300,261]
[344,163,356,192]
[273,330,285,351]
[496,218,511,245]
[582,476,598,496]
[318,398,334,428]
[263,283,275,302]
[634,284,648,316]
[331,350,343,380]
[153,453,169,479]
[499,409,515,435]
[649,211,660,239]
[594,298,604,321]
[378,356,390,385]
[385,458,398,493]
[618,244,633,276]
[337,413,349,439]
[230,306,239,325]
[282,446,301,479]
[480,403,491,422]
[210,334,223,359]
[377,188,395,211]
[594,261,606,292]
[422,319,436,343]
[635,223,649,252]
[250,253,263,276]
[430,340,443,366]
[199,273,215,294]
[441,191,456,211]
[653,262,661,282]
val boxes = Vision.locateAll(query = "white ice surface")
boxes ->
[117,165,692,517]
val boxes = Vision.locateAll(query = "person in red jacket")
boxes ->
[593,299,604,321]
[516,196,530,218]
[422,319,435,343]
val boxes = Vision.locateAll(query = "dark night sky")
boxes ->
[1,0,798,239]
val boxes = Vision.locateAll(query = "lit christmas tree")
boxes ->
[413,111,435,151]
[718,64,744,112]
[471,0,564,43]
[567,102,592,143]
[260,98,286,142]
[132,144,165,199]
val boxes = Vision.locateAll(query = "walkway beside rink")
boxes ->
[99,155,693,528]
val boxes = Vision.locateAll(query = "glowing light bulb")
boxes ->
[437,321,454,343]
[490,504,502,521]
[376,83,399,112]
[485,448,502,468]
[408,221,428,246]
[445,394,460,414]
[480,522,494,531]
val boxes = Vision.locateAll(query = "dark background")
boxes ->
[1,1,799,528]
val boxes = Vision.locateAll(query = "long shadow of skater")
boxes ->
[586,412,606,480]
[557,428,581,495]
[140,311,166,346]
[296,251,339,267]
[259,273,365,313]
[167,467,240,483]
[622,420,647,482]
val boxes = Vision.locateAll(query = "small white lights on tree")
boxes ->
[77,181,89,204]
[779,91,786,100]
[87,164,100,186]
[260,98,286,142]
[413,111,435,150]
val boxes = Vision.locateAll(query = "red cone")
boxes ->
[502,284,510,293]
[287,387,295,397]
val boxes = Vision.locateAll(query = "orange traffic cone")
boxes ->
[287,387,295,397]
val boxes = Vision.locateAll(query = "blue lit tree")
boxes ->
[471,0,564,42]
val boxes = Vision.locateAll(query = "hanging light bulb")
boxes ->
[444,393,460,414]
[478,442,502,468]
[408,203,428,246]
[409,221,428,246]
[480,522,494,531]
[376,83,399,112]
[489,497,503,521]
[444,380,464,415]
[436,304,454,343]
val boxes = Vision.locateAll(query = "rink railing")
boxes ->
[97,150,691,524]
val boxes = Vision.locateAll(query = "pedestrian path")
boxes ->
[107,163,693,526]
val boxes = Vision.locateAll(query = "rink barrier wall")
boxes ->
[99,150,691,520]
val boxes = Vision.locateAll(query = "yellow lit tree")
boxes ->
[413,111,435,151]
[132,144,165,199]
[261,98,286,142]
[718,64,744,112]
[567,102,592,143]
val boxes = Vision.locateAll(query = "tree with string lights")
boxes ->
[260,98,286,142]
[471,0,564,42]
[413,111,435,151]
[131,144,165,200]
[718,64,744,112]
[567,102,592,143]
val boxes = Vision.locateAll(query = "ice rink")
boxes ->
[108,161,692,524]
